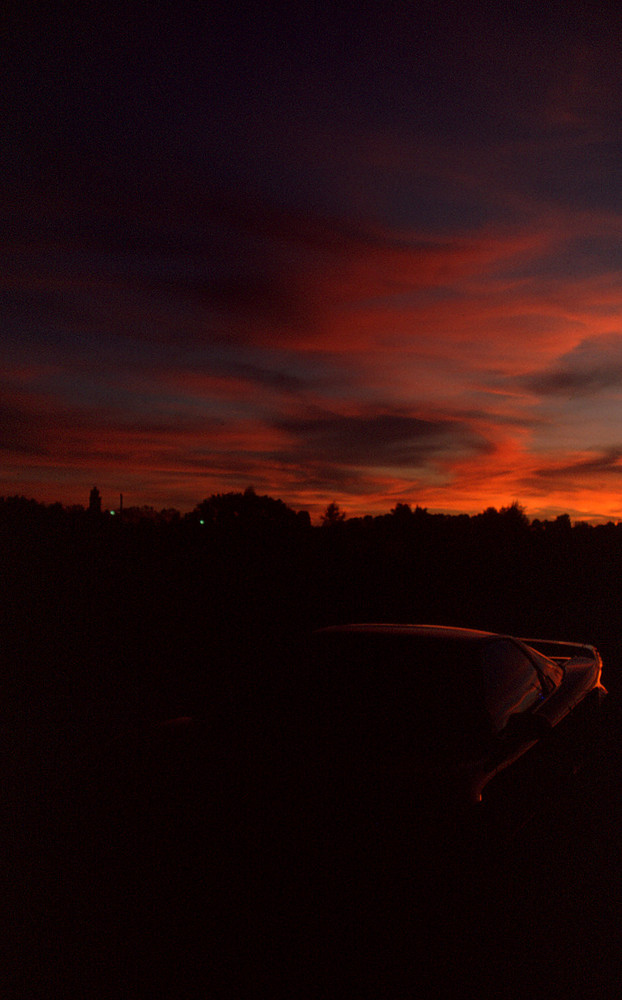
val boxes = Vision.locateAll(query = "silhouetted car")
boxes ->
[284,624,607,839]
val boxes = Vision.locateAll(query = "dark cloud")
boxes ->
[521,335,622,397]
[2,193,352,348]
[0,388,224,462]
[223,361,306,393]
[524,367,622,397]
[274,412,488,467]
[522,448,622,489]
[454,406,540,429]
[206,191,419,257]
[0,404,48,456]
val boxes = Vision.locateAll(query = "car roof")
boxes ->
[314,624,502,642]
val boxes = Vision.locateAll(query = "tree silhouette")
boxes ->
[321,502,346,526]
[390,502,414,521]
[193,486,303,531]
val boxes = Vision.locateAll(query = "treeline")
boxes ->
[2,486,622,537]
[2,489,622,726]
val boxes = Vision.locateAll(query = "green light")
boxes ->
[109,510,116,515]
[199,519,205,525]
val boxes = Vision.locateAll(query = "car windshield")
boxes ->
[480,639,545,730]
[302,631,495,762]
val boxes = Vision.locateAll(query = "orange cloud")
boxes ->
[5,190,622,522]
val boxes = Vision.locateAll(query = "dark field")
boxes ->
[2,499,622,996]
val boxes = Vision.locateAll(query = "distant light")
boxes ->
[109,510,116,515]
[199,519,205,525]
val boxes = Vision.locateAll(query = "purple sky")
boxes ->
[5,4,622,519]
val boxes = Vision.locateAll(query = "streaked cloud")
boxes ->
[274,411,488,469]
[521,335,622,397]
[5,6,622,521]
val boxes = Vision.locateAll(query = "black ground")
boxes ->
[3,501,622,997]
[3,675,622,998]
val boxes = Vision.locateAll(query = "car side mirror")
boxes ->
[503,712,552,740]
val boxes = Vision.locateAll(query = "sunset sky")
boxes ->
[5,3,622,520]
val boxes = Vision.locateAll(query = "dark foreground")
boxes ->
[4,502,622,994]
[3,688,622,1000]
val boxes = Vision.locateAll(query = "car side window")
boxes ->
[481,640,545,732]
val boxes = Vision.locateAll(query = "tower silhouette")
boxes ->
[89,486,102,514]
